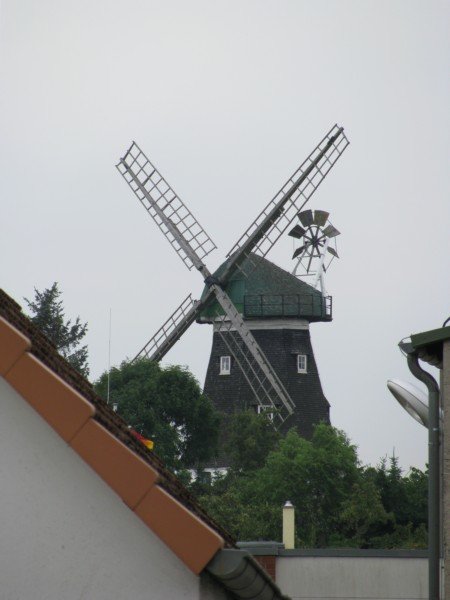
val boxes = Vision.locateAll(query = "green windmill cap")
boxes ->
[198,253,331,323]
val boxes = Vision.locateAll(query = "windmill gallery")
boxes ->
[117,125,349,468]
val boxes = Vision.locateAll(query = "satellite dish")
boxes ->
[387,379,429,427]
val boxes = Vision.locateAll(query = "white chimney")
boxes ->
[282,500,295,549]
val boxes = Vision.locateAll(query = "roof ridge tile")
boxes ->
[0,316,31,375]
[135,485,224,575]
[5,352,95,442]
[70,418,159,508]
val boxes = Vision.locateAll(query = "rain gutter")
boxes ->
[206,548,291,600]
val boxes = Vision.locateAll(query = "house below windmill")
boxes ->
[198,253,332,470]
[0,288,289,600]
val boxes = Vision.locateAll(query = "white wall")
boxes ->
[0,377,204,600]
[276,555,427,600]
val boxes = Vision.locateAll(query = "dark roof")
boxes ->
[0,288,234,548]
[411,325,450,369]
[199,253,330,322]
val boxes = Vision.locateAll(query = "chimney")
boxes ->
[282,501,295,549]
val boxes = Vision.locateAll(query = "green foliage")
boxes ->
[249,425,361,546]
[196,425,428,549]
[25,282,89,377]
[225,410,281,472]
[94,358,220,471]
[359,456,429,548]
[198,473,281,540]
[338,478,390,546]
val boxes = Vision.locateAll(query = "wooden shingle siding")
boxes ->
[204,328,330,468]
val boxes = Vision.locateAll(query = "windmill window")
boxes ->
[297,354,307,374]
[220,355,231,375]
[257,404,274,422]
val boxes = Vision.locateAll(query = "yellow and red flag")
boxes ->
[130,430,154,450]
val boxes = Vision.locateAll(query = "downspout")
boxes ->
[400,341,440,600]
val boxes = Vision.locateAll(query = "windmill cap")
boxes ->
[198,253,331,324]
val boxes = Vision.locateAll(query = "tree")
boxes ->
[254,425,361,546]
[94,358,220,472]
[362,457,428,548]
[25,282,89,376]
[199,421,427,548]
[338,478,390,547]
[402,466,428,528]
[199,425,361,545]
[225,410,281,472]
[198,424,428,548]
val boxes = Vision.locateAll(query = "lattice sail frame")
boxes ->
[226,125,349,267]
[211,285,295,424]
[117,142,217,270]
[135,294,198,363]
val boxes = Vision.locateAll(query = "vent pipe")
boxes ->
[282,501,295,549]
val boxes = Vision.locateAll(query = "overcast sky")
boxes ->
[1,1,449,470]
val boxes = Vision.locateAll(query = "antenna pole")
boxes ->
[107,308,112,405]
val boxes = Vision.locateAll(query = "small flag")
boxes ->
[131,429,154,450]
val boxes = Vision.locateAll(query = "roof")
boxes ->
[410,325,450,369]
[0,288,231,572]
[0,288,291,599]
[198,253,330,322]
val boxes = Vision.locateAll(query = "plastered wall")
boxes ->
[276,555,427,600]
[0,377,201,600]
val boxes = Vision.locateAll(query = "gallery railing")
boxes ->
[243,293,332,321]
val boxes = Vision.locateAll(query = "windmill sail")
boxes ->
[212,286,295,421]
[117,142,217,270]
[134,294,199,362]
[225,125,349,275]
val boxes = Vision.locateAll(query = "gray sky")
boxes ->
[1,1,449,470]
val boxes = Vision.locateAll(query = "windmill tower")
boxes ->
[116,126,349,449]
[199,252,333,442]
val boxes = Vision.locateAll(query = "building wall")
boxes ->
[275,553,427,600]
[443,339,450,597]
[204,327,329,434]
[203,327,330,468]
[0,377,225,600]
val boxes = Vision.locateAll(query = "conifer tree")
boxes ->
[25,283,89,377]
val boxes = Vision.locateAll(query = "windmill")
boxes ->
[116,125,349,430]
[289,209,340,297]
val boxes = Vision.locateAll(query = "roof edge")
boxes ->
[0,307,225,575]
[411,326,450,349]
